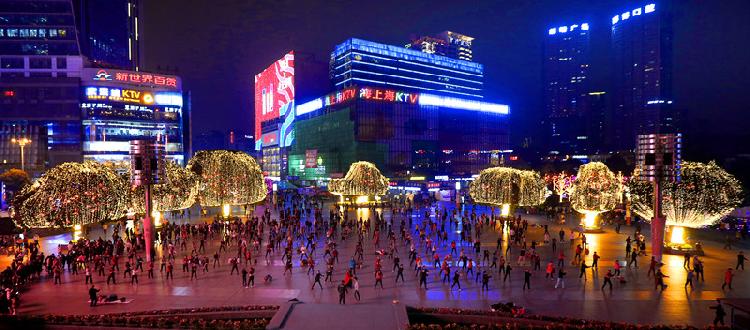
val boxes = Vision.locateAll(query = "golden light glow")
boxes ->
[500,203,510,217]
[355,196,370,205]
[669,226,686,245]
[222,204,231,218]
[581,210,600,229]
[409,176,426,181]
[152,210,162,227]
[73,224,82,241]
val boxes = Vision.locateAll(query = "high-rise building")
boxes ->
[74,0,142,70]
[611,3,675,151]
[254,51,329,178]
[288,37,509,183]
[543,22,591,158]
[406,31,474,61]
[80,68,185,164]
[331,38,483,99]
[0,0,85,175]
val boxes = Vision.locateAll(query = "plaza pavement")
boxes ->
[16,202,750,327]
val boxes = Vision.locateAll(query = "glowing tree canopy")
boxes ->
[469,167,547,207]
[187,150,266,207]
[628,161,743,228]
[518,170,548,206]
[328,161,389,196]
[130,161,199,213]
[13,161,129,228]
[569,162,619,214]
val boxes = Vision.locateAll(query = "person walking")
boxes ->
[353,276,361,302]
[685,268,694,290]
[337,281,347,304]
[647,256,658,277]
[419,268,428,290]
[481,272,491,291]
[722,268,734,290]
[601,270,613,291]
[579,260,590,280]
[374,269,384,289]
[592,252,600,270]
[522,269,532,290]
[241,268,248,287]
[451,271,461,291]
[710,299,726,326]
[503,263,512,282]
[736,251,747,270]
[554,268,566,289]
[84,266,93,284]
[88,285,100,307]
[312,270,323,289]
[654,269,668,291]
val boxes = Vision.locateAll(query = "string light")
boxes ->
[570,162,619,215]
[328,161,389,196]
[469,167,547,207]
[187,150,267,207]
[629,161,743,228]
[13,161,129,228]
[129,161,199,213]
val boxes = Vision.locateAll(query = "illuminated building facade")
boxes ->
[290,86,509,182]
[0,0,85,175]
[80,68,185,164]
[543,23,592,158]
[331,38,483,99]
[74,0,142,70]
[406,31,474,61]
[611,3,675,150]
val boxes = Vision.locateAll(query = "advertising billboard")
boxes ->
[254,51,295,140]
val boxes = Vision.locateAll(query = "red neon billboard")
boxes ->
[254,52,295,139]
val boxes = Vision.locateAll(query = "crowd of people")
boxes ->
[0,191,745,326]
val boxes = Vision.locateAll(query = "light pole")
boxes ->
[11,137,31,172]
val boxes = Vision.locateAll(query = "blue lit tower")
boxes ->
[543,23,591,158]
[330,38,484,99]
[611,3,675,150]
[74,0,142,70]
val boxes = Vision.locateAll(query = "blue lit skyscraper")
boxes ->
[74,0,142,70]
[330,38,484,99]
[611,3,675,150]
[543,23,592,157]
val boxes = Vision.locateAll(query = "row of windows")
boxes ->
[0,28,69,39]
[0,42,79,55]
[0,13,75,26]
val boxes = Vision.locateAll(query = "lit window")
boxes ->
[581,23,589,30]
[622,12,630,20]
[548,28,556,35]
[559,26,568,33]
[0,29,3,37]
[612,15,619,24]
[633,8,642,16]
[645,4,656,13]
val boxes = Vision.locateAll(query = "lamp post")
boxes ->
[11,137,30,172]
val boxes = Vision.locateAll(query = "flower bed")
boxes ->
[0,305,279,329]
[407,307,716,330]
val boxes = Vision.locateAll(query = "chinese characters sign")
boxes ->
[87,69,180,90]
[358,87,418,104]
[305,149,318,168]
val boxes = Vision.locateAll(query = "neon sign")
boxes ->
[359,87,418,104]
[612,4,655,25]
[85,69,180,89]
[325,87,356,107]
[85,86,166,105]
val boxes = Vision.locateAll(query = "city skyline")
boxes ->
[142,0,750,166]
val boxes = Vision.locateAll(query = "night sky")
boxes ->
[142,0,750,161]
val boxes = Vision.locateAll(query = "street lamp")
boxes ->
[10,137,30,172]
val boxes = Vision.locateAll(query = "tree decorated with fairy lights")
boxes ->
[569,162,620,229]
[328,161,389,196]
[13,161,129,228]
[187,150,266,207]
[628,161,743,228]
[469,167,547,213]
[130,161,199,213]
[546,171,574,203]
